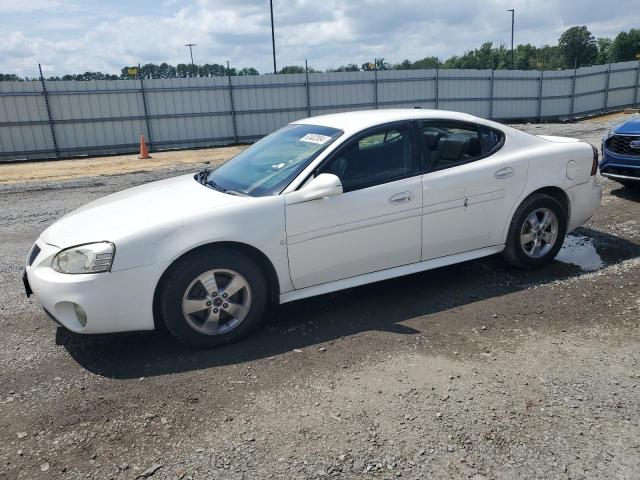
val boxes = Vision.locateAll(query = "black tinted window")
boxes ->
[320,125,414,192]
[418,121,503,171]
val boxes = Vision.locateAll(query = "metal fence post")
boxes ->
[489,68,495,120]
[435,61,439,110]
[373,59,378,109]
[634,60,640,108]
[603,61,611,113]
[305,59,311,118]
[537,69,544,122]
[569,59,577,121]
[138,66,153,151]
[38,63,59,159]
[227,74,238,144]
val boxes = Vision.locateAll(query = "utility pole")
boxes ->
[507,9,515,69]
[270,0,277,74]
[185,43,196,66]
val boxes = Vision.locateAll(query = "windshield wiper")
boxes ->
[195,168,211,184]
[195,168,248,196]
[203,178,249,197]
[224,189,248,197]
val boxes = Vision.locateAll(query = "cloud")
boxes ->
[1,0,639,77]
[0,0,79,13]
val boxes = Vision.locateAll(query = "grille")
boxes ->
[28,244,41,266]
[606,135,640,156]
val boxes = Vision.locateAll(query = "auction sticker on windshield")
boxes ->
[299,133,332,145]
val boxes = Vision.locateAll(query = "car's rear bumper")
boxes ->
[566,176,602,232]
[25,240,168,334]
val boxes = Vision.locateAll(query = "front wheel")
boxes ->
[157,249,267,348]
[503,193,567,269]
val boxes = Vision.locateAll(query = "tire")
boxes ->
[502,193,567,269]
[157,248,268,348]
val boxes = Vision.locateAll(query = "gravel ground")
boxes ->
[1,114,640,480]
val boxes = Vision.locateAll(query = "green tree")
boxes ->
[238,67,259,75]
[394,56,439,70]
[611,29,640,61]
[328,64,360,72]
[558,26,597,67]
[596,37,614,63]
[278,65,319,74]
[0,73,23,81]
[278,65,305,74]
[57,71,118,81]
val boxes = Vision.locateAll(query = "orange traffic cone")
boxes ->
[138,134,151,159]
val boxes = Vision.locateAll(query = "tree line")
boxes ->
[2,26,639,82]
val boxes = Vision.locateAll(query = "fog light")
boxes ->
[74,304,87,327]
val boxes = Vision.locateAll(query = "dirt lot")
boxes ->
[0,146,246,185]
[1,114,640,480]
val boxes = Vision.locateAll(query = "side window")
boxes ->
[418,121,504,172]
[320,125,414,192]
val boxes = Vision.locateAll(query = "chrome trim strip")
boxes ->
[601,172,640,182]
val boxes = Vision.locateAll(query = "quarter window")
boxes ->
[319,125,414,192]
[418,121,504,172]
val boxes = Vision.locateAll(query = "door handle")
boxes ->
[389,192,414,204]
[495,167,514,179]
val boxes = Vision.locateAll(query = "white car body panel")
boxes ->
[285,176,422,289]
[420,135,527,259]
[25,109,602,335]
[280,246,504,304]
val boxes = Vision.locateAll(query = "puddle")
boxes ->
[555,234,605,271]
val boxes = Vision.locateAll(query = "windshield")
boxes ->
[200,124,343,197]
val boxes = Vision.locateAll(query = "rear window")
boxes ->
[418,121,504,171]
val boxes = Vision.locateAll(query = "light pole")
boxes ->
[185,43,196,66]
[270,0,277,74]
[507,9,514,69]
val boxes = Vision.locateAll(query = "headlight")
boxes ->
[52,242,115,274]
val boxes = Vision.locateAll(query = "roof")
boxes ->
[293,108,487,134]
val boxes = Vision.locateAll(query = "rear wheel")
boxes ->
[158,248,267,348]
[503,193,567,269]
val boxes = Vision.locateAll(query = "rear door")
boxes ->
[417,120,513,259]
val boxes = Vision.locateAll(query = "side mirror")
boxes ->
[286,173,343,204]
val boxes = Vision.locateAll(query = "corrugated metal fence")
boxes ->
[1,60,639,162]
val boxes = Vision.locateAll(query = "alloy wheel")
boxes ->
[181,269,252,335]
[519,207,559,258]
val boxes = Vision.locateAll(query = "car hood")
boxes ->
[41,174,248,248]
[612,117,640,135]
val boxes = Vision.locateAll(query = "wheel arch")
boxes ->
[529,186,570,219]
[502,185,570,245]
[152,241,281,330]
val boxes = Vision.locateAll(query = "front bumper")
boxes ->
[25,240,168,334]
[600,148,640,183]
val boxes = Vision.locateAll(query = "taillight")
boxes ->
[590,144,598,176]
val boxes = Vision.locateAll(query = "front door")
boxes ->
[285,122,423,289]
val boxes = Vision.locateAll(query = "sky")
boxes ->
[1,0,640,77]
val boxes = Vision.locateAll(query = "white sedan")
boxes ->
[24,109,602,347]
